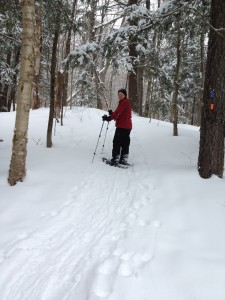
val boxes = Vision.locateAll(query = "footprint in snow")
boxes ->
[97,257,119,275]
[117,251,152,277]
[16,236,43,250]
[132,252,152,268]
[91,257,120,298]
[118,261,133,277]
[91,273,114,298]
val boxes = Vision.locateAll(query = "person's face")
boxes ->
[118,92,126,100]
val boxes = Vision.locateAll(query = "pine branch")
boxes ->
[0,33,20,44]
[188,6,225,39]
[94,14,122,29]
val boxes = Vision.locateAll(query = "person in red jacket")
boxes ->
[102,88,132,165]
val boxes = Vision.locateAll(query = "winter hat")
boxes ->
[118,88,127,97]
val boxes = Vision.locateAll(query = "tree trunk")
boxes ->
[198,0,225,179]
[144,77,151,117]
[95,0,111,110]
[196,31,205,126]
[0,52,11,111]
[89,0,104,109]
[137,66,143,116]
[128,43,139,113]
[149,78,155,119]
[46,12,61,148]
[128,68,138,112]
[62,0,77,107]
[69,69,74,109]
[55,71,64,120]
[171,15,182,136]
[8,48,20,112]
[33,2,42,109]
[190,96,196,125]
[8,0,35,186]
[128,0,139,113]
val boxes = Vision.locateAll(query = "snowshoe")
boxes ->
[102,157,130,169]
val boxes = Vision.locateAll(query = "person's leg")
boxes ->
[120,129,131,164]
[111,128,122,164]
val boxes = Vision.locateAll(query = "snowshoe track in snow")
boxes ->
[0,168,157,300]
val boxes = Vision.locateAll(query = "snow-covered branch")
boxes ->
[63,42,100,69]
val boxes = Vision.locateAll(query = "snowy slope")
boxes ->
[0,107,225,300]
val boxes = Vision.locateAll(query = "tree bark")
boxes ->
[46,14,60,148]
[137,66,143,116]
[33,2,42,109]
[8,48,20,112]
[0,51,11,111]
[128,40,138,113]
[62,0,77,107]
[196,31,205,126]
[171,15,182,136]
[8,0,35,186]
[144,77,151,117]
[198,0,225,179]
[190,96,196,125]
[128,0,139,113]
[89,0,104,109]
[55,71,64,120]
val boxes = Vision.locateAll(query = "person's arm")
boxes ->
[110,100,128,120]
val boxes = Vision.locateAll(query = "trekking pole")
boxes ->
[92,120,105,163]
[101,121,109,154]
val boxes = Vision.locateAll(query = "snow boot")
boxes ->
[119,154,128,165]
[110,156,119,166]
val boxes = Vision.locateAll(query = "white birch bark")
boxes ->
[8,0,35,186]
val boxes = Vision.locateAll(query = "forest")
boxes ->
[0,0,225,185]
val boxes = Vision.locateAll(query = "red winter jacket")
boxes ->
[110,97,132,129]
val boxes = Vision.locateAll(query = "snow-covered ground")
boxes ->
[0,107,225,300]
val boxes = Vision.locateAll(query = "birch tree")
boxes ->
[8,0,35,186]
[0,0,21,112]
[32,1,42,109]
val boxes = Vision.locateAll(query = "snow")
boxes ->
[156,1,174,15]
[0,107,225,300]
[63,42,99,68]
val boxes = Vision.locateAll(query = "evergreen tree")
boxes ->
[0,0,21,111]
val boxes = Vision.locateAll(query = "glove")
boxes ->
[102,115,111,122]
[108,109,113,115]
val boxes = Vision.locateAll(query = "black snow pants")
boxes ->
[112,128,131,160]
